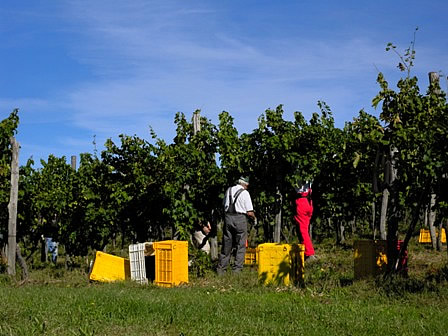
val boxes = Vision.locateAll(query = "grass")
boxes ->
[1,240,448,335]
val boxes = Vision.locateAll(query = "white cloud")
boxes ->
[8,0,446,162]
[58,1,398,139]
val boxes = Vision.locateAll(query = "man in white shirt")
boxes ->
[217,176,256,274]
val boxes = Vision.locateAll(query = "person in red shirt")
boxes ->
[294,182,316,261]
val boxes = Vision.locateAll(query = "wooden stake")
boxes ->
[7,137,19,276]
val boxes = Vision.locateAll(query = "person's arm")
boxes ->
[246,211,256,220]
[202,222,211,235]
[308,199,313,217]
[243,190,256,220]
[223,187,230,211]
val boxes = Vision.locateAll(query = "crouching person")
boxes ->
[192,221,212,254]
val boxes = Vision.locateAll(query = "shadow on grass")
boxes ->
[339,277,353,287]
[374,267,448,297]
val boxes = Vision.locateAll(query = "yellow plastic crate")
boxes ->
[419,229,446,244]
[419,229,431,243]
[353,240,387,279]
[153,240,188,287]
[244,247,257,265]
[257,243,304,286]
[89,251,130,282]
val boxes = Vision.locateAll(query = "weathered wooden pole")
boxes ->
[429,72,440,92]
[428,195,437,249]
[428,72,440,249]
[193,110,201,135]
[71,155,77,171]
[274,187,282,243]
[428,71,448,256]
[194,110,217,259]
[7,137,19,276]
[63,155,77,269]
[428,72,448,251]
[193,110,219,259]
[379,157,391,241]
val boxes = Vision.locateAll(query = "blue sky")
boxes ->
[1,0,447,166]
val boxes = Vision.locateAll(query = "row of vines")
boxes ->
[1,47,448,272]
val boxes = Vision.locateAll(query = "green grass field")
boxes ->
[1,241,448,336]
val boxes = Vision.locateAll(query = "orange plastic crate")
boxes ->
[153,240,188,287]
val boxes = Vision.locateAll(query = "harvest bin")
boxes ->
[244,247,257,265]
[353,239,408,279]
[257,243,304,286]
[129,242,155,284]
[418,228,446,244]
[353,240,387,279]
[153,240,189,287]
[89,251,130,282]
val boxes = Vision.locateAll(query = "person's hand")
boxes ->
[202,222,211,235]
[247,211,255,220]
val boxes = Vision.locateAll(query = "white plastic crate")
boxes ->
[129,242,154,284]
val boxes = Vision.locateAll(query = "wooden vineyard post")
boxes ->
[428,72,440,250]
[7,137,19,276]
